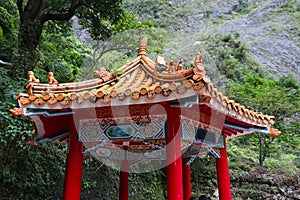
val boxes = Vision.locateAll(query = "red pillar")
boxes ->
[166,105,184,200]
[63,121,83,200]
[119,159,129,200]
[182,158,192,200]
[216,138,232,200]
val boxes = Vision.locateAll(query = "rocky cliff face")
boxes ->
[192,164,300,200]
[216,0,300,82]
[144,0,300,82]
[230,166,300,199]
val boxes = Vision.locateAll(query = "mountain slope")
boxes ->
[126,0,300,82]
[216,0,300,81]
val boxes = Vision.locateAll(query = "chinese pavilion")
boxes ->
[10,37,280,200]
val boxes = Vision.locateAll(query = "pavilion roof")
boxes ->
[10,37,280,137]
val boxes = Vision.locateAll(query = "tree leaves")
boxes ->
[77,0,123,40]
[227,73,300,170]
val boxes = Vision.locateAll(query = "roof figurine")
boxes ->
[27,71,39,83]
[93,67,116,83]
[169,60,175,73]
[176,59,183,71]
[48,72,58,85]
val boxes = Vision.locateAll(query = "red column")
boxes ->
[119,159,129,200]
[166,105,184,200]
[182,158,192,200]
[63,121,83,200]
[216,138,232,200]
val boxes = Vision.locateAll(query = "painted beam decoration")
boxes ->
[79,116,166,142]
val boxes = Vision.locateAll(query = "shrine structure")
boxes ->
[10,37,280,200]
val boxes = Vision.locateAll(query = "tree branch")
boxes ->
[41,0,82,23]
[17,0,24,23]
[22,0,45,21]
[95,46,130,64]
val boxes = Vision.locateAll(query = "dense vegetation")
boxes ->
[0,0,299,199]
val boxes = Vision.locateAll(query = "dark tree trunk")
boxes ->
[16,20,43,75]
[14,0,124,78]
[15,0,45,77]
[14,0,82,77]
[259,132,265,166]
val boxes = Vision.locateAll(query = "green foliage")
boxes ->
[279,0,300,12]
[233,1,253,14]
[77,0,124,40]
[227,74,299,118]
[35,21,91,82]
[204,31,267,83]
[0,68,67,198]
[0,0,18,62]
[124,0,170,20]
[129,170,166,199]
[80,159,166,199]
[0,12,86,197]
[227,143,258,171]
[190,157,218,197]
[12,0,127,75]
[112,11,155,32]
[80,159,119,199]
[0,7,14,35]
[226,73,300,171]
[35,0,124,41]
[0,0,18,35]
[264,153,299,174]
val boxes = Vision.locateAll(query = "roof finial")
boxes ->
[138,36,147,55]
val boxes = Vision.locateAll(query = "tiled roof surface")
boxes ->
[11,38,280,137]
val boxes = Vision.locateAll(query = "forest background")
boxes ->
[0,0,299,199]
